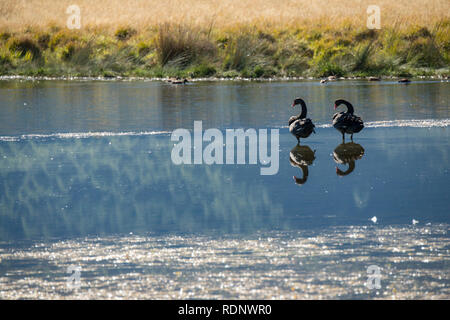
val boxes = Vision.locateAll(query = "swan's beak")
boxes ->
[292,103,295,108]
[334,104,337,109]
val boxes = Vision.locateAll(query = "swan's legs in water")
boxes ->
[342,132,345,143]
[351,133,353,142]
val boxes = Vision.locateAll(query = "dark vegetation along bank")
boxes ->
[0,22,449,79]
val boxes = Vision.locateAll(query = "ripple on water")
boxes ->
[0,224,448,299]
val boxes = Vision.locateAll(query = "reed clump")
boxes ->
[7,37,41,60]
[155,23,215,67]
[115,27,137,41]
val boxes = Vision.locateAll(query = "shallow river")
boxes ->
[0,79,448,299]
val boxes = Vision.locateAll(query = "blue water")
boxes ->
[0,126,448,240]
[0,80,448,135]
[0,79,448,299]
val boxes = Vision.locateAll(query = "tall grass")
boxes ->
[1,0,448,31]
[156,24,215,67]
[0,0,448,78]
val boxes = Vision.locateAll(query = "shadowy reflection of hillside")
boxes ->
[0,136,283,240]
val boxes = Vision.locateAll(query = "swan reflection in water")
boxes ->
[290,144,316,185]
[333,142,365,176]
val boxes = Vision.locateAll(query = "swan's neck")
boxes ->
[336,160,355,176]
[344,101,354,114]
[297,101,307,119]
[294,165,309,185]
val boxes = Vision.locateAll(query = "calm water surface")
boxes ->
[0,80,448,299]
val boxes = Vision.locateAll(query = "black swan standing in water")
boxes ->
[290,144,316,185]
[332,99,364,142]
[289,98,316,144]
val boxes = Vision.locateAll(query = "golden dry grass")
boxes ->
[1,0,449,32]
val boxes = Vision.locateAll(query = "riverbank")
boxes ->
[1,0,449,79]
[0,23,449,79]
[1,74,449,83]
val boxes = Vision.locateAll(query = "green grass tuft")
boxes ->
[115,27,137,41]
[7,37,41,60]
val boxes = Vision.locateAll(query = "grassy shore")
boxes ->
[0,0,449,78]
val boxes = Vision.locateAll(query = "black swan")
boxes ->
[290,145,316,185]
[332,99,364,142]
[333,142,365,176]
[289,98,316,143]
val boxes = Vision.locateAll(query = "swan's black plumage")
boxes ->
[333,142,365,176]
[290,144,316,185]
[289,98,315,143]
[332,99,364,142]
